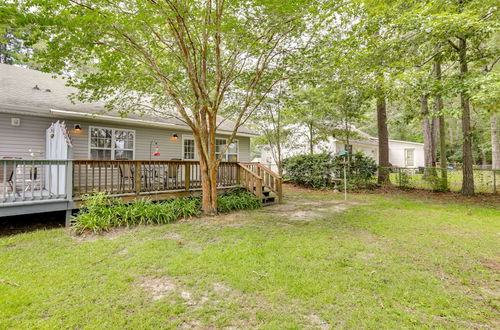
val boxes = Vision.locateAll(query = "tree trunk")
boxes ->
[458,36,474,195]
[435,60,448,189]
[421,95,436,176]
[194,115,219,215]
[376,92,391,184]
[491,113,500,170]
[308,121,314,155]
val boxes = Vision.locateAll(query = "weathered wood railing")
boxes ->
[239,162,283,202]
[72,160,240,200]
[0,159,72,204]
[238,163,263,200]
[0,159,281,205]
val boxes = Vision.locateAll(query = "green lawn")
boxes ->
[1,187,499,329]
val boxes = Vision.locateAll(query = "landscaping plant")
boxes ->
[72,190,261,233]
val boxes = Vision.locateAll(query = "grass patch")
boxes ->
[1,186,498,328]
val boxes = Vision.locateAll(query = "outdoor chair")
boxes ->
[118,162,135,191]
[0,164,15,193]
[164,159,181,188]
[1,157,21,194]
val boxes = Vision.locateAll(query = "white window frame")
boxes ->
[88,126,136,160]
[181,135,239,161]
[216,138,239,162]
[404,148,415,167]
[182,135,197,160]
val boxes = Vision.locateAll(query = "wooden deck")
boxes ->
[0,159,282,218]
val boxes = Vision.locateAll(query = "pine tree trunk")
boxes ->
[421,95,435,176]
[435,60,448,189]
[377,93,390,184]
[458,36,474,195]
[491,113,500,170]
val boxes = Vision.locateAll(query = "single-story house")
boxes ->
[256,126,425,172]
[0,64,281,220]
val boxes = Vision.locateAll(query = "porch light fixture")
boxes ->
[169,133,179,141]
[73,124,82,132]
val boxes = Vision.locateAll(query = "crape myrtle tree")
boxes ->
[16,0,322,214]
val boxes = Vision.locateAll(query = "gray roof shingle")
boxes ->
[0,64,257,135]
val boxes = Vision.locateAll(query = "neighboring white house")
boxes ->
[255,127,425,172]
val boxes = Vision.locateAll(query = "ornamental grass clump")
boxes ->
[72,189,260,233]
[72,192,201,233]
[217,189,261,213]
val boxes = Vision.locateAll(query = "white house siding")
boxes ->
[0,112,251,161]
[387,140,424,168]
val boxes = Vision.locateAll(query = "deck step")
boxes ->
[262,196,275,204]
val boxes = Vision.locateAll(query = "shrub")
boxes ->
[217,190,261,213]
[72,192,201,233]
[284,152,377,190]
[332,152,377,190]
[283,153,335,189]
[72,189,260,233]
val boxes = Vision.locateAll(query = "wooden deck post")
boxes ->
[277,177,283,203]
[185,163,191,191]
[135,161,142,196]
[255,177,263,201]
[65,160,73,227]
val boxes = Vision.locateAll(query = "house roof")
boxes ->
[0,64,257,136]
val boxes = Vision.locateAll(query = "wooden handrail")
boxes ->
[238,162,282,179]
[238,162,283,203]
[238,164,262,180]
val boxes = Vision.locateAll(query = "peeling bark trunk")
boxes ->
[194,114,219,215]
[491,113,500,170]
[377,92,390,184]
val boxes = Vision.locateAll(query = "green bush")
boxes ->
[284,152,377,190]
[72,192,201,233]
[332,152,377,190]
[72,189,260,233]
[283,153,335,189]
[217,189,261,213]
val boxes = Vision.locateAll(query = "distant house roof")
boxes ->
[0,64,257,136]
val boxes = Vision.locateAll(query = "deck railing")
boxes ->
[72,160,241,199]
[0,159,72,204]
[239,162,283,202]
[0,159,281,206]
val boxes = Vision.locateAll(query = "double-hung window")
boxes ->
[215,138,238,161]
[183,137,195,160]
[89,127,135,160]
[227,140,238,161]
[182,136,238,161]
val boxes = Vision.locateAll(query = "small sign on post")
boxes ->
[337,151,349,201]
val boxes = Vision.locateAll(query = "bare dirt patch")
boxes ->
[309,314,330,330]
[139,277,177,301]
[261,199,358,221]
[164,232,183,240]
[71,226,136,242]
[481,258,500,272]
